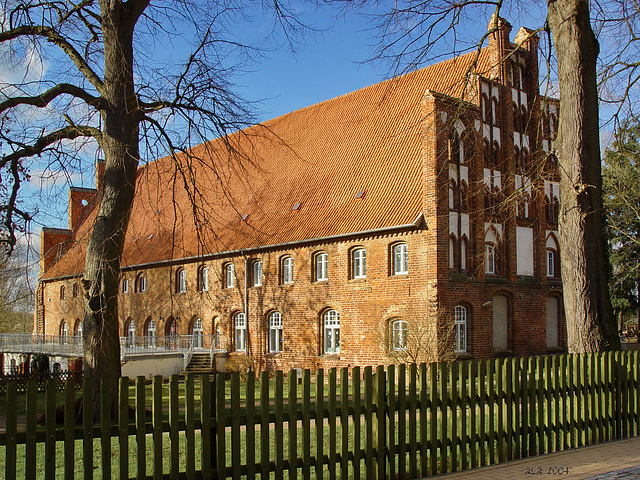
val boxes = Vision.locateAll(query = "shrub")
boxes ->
[224,353,254,382]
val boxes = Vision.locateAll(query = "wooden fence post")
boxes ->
[374,364,386,480]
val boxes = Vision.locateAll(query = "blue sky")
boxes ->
[22,4,550,238]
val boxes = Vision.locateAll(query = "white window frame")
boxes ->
[60,321,68,343]
[147,320,156,347]
[391,319,407,351]
[139,275,147,293]
[268,311,283,353]
[252,260,262,286]
[178,269,186,293]
[352,248,367,279]
[193,318,203,348]
[392,243,408,275]
[547,249,555,277]
[454,305,468,353]
[323,309,340,354]
[201,266,209,291]
[315,253,328,282]
[225,263,235,289]
[122,278,129,294]
[234,313,246,351]
[127,321,136,345]
[485,244,496,274]
[282,256,294,284]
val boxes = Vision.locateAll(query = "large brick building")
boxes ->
[34,18,564,373]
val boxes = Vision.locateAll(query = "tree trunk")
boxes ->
[81,0,148,393]
[547,0,620,352]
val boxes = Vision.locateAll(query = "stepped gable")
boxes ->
[42,47,493,280]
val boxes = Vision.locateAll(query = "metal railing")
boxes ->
[0,334,83,356]
[0,334,219,360]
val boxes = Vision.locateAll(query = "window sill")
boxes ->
[320,353,340,358]
[313,280,329,285]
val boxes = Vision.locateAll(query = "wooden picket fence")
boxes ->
[1,351,639,479]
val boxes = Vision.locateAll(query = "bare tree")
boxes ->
[360,0,626,353]
[0,242,33,332]
[0,0,310,383]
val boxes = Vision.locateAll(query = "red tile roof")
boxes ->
[42,48,494,279]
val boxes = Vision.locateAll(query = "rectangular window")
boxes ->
[352,248,366,279]
[122,279,128,294]
[178,269,186,292]
[252,260,262,286]
[393,244,408,275]
[547,250,555,277]
[140,276,147,293]
[225,263,235,288]
[454,306,467,353]
[315,253,328,281]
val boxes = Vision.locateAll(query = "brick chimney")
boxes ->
[487,15,512,82]
[68,187,98,232]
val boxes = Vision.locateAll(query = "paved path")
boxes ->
[432,437,640,480]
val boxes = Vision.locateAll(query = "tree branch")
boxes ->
[0,25,104,93]
[0,83,104,114]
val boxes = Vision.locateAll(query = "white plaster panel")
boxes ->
[491,86,500,100]
[475,120,481,131]
[493,127,501,145]
[483,124,491,139]
[440,112,447,124]
[449,163,458,181]
[542,139,549,153]
[514,131,521,147]
[516,226,535,275]
[460,165,468,185]
[482,83,490,95]
[522,135,529,149]
[449,212,458,237]
[460,213,470,239]
[512,88,519,103]
[455,119,465,135]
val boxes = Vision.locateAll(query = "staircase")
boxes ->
[182,353,213,374]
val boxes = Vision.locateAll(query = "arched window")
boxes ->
[146,319,156,347]
[491,141,500,168]
[314,252,328,282]
[165,318,177,339]
[72,283,79,298]
[450,131,463,164]
[485,243,496,274]
[60,285,65,300]
[281,256,294,285]
[351,248,367,279]
[176,268,186,293]
[323,309,340,354]
[198,266,209,291]
[482,93,492,123]
[234,312,246,351]
[546,234,560,278]
[391,319,407,351]
[449,180,456,210]
[251,260,262,286]
[126,319,136,345]
[59,321,68,343]
[122,278,129,294]
[268,311,283,353]
[75,320,83,339]
[454,306,468,353]
[392,243,408,275]
[192,318,203,348]
[225,263,235,289]
[136,274,147,293]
